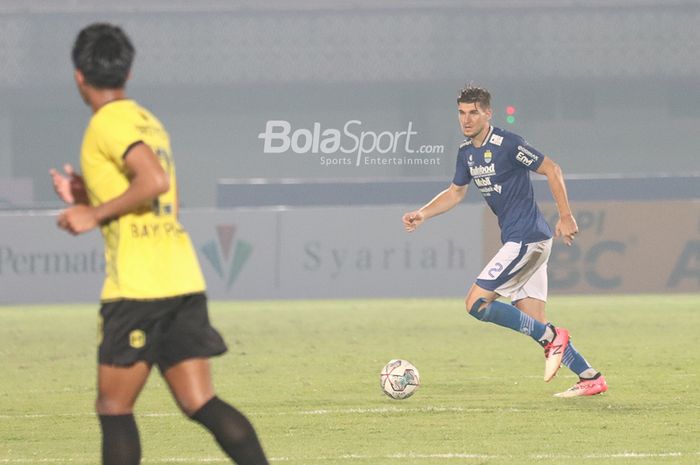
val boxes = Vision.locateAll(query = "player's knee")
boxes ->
[464,295,478,313]
[95,396,134,415]
[465,294,485,314]
[466,297,491,321]
[189,396,258,446]
[177,396,211,417]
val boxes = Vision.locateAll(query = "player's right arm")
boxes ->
[57,143,169,235]
[402,183,468,232]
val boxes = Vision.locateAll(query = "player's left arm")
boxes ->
[49,163,89,206]
[536,156,578,246]
[57,143,169,235]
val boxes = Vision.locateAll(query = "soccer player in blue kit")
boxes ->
[403,85,607,397]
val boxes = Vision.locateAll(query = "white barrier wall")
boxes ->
[0,212,104,303]
[4,200,696,305]
[0,205,483,304]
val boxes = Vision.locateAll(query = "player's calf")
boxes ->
[190,396,269,465]
[99,414,141,465]
[468,298,549,342]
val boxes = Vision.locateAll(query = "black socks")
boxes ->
[99,414,141,465]
[191,396,269,465]
[99,398,268,465]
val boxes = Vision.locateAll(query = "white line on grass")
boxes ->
[297,406,520,415]
[0,412,181,419]
[0,406,518,420]
[533,452,690,459]
[1,452,699,463]
[3,401,698,420]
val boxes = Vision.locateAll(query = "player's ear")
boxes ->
[74,69,84,86]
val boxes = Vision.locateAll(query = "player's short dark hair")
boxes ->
[71,23,135,89]
[457,85,491,109]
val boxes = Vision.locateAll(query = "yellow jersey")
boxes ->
[80,99,206,301]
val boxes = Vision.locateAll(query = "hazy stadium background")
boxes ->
[0,3,699,464]
[0,0,698,303]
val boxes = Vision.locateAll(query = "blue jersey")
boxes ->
[452,126,552,244]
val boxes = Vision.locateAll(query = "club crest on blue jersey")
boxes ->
[484,150,492,164]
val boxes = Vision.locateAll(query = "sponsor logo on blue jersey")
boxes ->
[474,176,492,187]
[516,152,534,166]
[469,164,495,177]
[516,145,539,167]
[489,134,503,146]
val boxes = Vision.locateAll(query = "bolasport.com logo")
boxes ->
[200,224,252,291]
[257,120,444,167]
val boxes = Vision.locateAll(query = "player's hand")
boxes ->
[555,213,578,246]
[402,210,425,232]
[57,205,99,235]
[49,164,88,205]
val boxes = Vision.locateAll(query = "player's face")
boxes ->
[458,102,492,140]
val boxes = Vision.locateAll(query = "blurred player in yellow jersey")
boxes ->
[50,23,269,465]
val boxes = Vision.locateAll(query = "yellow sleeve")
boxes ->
[92,113,144,167]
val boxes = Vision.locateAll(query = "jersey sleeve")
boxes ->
[508,136,545,172]
[92,114,144,167]
[452,149,471,186]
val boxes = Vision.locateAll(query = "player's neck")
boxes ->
[88,88,127,113]
[472,125,491,148]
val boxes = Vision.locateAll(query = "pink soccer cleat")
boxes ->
[543,325,569,382]
[554,374,608,398]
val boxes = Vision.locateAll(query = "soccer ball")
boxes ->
[380,359,420,400]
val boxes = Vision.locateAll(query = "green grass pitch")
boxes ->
[1,294,699,464]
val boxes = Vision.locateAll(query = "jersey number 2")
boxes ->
[487,262,504,278]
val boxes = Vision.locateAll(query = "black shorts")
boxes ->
[98,292,227,373]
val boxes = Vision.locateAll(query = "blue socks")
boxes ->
[562,342,595,378]
[469,299,548,343]
[469,299,596,378]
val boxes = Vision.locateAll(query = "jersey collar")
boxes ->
[472,125,493,148]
